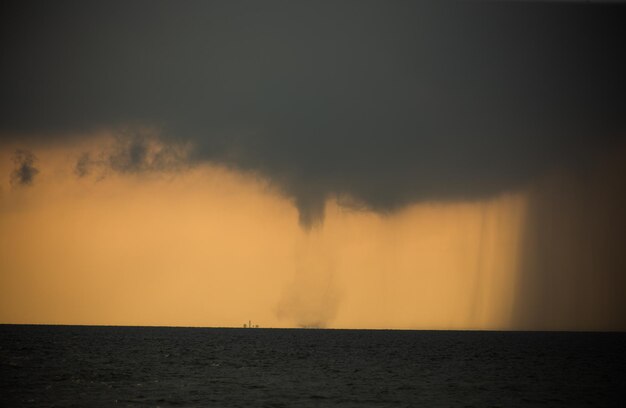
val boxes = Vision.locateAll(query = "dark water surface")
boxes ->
[1,325,624,407]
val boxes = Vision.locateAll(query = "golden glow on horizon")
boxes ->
[0,139,527,329]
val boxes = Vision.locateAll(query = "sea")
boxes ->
[1,325,624,407]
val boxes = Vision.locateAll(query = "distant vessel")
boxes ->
[243,320,259,328]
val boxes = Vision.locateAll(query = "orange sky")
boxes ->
[0,136,529,329]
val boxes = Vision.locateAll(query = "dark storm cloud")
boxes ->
[10,150,39,187]
[1,1,625,225]
[74,153,91,178]
[73,130,189,178]
[108,132,188,174]
[108,136,151,174]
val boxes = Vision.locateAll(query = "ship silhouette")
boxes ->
[243,320,259,328]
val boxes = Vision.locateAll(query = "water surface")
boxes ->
[1,325,624,407]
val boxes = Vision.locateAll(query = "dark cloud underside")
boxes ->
[1,1,625,225]
[10,150,39,186]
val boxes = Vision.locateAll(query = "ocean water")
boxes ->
[1,325,624,407]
